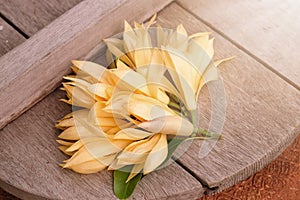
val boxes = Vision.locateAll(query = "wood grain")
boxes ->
[0,0,83,36]
[0,0,174,129]
[177,0,300,89]
[0,17,25,56]
[157,2,300,192]
[0,89,204,200]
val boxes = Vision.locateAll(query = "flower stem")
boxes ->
[192,128,222,139]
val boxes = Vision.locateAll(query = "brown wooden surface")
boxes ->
[177,0,300,89]
[0,91,203,200]
[0,18,25,56]
[157,2,300,192]
[0,0,83,36]
[0,0,173,129]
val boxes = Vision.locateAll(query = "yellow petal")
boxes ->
[126,163,144,183]
[58,126,81,140]
[144,134,168,174]
[88,83,111,100]
[58,146,74,156]
[104,38,135,67]
[56,140,74,146]
[66,140,83,152]
[146,13,157,28]
[67,159,107,174]
[114,128,153,140]
[117,134,160,164]
[176,24,187,37]
[56,117,75,130]
[128,93,175,121]
[62,84,95,108]
[71,60,106,81]
[139,116,193,136]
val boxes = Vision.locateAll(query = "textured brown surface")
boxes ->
[0,0,83,36]
[0,18,25,56]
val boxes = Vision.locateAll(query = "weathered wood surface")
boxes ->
[177,0,300,89]
[0,0,83,36]
[0,0,173,129]
[0,89,204,200]
[0,18,25,56]
[157,3,300,192]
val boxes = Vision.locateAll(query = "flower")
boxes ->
[56,14,231,199]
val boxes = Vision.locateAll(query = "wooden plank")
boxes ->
[0,17,25,56]
[177,0,300,89]
[0,0,83,36]
[157,3,300,192]
[0,0,174,129]
[0,91,204,199]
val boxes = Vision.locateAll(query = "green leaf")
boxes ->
[114,166,143,200]
[159,138,184,167]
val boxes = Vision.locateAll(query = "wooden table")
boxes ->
[0,0,299,199]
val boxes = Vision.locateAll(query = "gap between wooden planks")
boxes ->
[177,0,300,90]
[0,0,83,37]
[0,0,84,57]
[0,0,174,129]
[0,17,25,57]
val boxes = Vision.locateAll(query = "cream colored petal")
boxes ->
[88,102,113,124]
[62,84,95,108]
[143,134,168,174]
[117,134,160,164]
[58,126,81,140]
[106,126,121,135]
[126,163,144,183]
[56,117,75,130]
[156,25,170,47]
[114,128,153,140]
[71,60,106,81]
[206,38,215,58]
[161,48,197,110]
[108,159,126,170]
[66,140,83,152]
[110,68,150,95]
[104,38,135,67]
[58,146,74,156]
[63,76,91,89]
[65,139,126,167]
[56,140,74,146]
[146,13,157,28]
[139,116,193,136]
[88,83,111,100]
[66,159,107,174]
[73,109,109,138]
[176,24,187,37]
[128,93,175,121]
